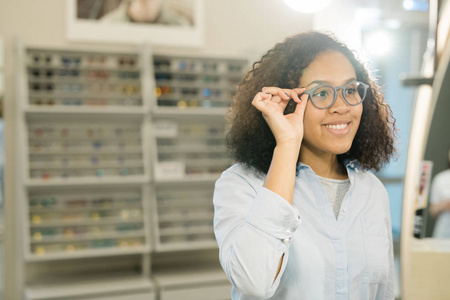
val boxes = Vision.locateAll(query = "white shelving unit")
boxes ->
[16,44,155,300]
[149,54,247,255]
[14,43,247,299]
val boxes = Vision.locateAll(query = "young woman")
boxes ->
[213,31,396,299]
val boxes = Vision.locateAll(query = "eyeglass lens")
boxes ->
[310,82,367,108]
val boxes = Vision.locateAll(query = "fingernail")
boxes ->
[284,92,289,97]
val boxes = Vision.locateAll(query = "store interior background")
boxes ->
[0,0,444,299]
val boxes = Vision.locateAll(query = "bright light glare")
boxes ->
[403,0,414,10]
[283,0,333,13]
[364,31,392,57]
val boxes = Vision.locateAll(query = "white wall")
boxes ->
[0,0,313,58]
[0,0,313,298]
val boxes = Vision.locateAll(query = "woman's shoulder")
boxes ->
[348,161,386,192]
[218,163,265,187]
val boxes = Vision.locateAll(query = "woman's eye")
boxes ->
[346,88,356,95]
[314,90,328,97]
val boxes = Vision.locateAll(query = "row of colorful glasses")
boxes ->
[154,59,244,73]
[30,97,142,106]
[29,125,140,138]
[29,68,140,80]
[30,209,142,225]
[154,86,226,98]
[32,238,144,255]
[29,196,141,209]
[29,53,139,69]
[30,167,144,179]
[29,82,141,95]
[31,224,143,244]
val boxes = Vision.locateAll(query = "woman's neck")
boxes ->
[299,149,348,180]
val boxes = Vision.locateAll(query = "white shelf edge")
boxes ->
[25,272,155,300]
[152,107,228,117]
[155,241,218,253]
[25,175,151,188]
[154,174,221,184]
[25,246,151,262]
[24,106,149,115]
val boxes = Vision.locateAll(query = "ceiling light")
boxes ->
[364,30,392,57]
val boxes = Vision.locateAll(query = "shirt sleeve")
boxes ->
[213,166,302,298]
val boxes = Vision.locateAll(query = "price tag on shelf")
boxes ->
[154,121,178,138]
[155,161,185,180]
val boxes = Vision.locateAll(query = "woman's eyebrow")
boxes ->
[305,77,357,88]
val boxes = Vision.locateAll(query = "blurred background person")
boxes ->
[429,148,450,238]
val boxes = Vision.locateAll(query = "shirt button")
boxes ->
[283,238,290,244]
[342,207,347,213]
[285,229,291,235]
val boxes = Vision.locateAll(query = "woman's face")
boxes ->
[299,50,363,158]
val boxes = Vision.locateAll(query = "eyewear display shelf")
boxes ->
[149,54,247,254]
[15,45,246,300]
[18,46,154,300]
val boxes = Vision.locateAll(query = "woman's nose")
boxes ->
[329,90,350,113]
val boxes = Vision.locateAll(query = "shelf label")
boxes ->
[154,121,178,138]
[155,161,185,180]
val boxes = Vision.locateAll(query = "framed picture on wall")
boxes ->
[67,0,204,46]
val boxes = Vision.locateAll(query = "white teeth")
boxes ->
[325,123,348,130]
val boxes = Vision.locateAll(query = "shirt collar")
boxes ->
[296,159,359,174]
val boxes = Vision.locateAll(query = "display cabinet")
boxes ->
[16,45,154,300]
[149,54,247,253]
[14,43,247,299]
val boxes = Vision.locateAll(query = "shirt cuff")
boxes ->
[245,187,301,243]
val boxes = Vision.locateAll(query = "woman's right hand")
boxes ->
[252,87,308,147]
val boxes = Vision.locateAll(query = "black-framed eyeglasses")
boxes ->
[301,81,369,109]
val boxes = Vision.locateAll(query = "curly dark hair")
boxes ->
[226,31,396,174]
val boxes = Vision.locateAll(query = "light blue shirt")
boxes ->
[213,161,395,300]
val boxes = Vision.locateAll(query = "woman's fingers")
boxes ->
[252,92,268,110]
[293,88,308,116]
[283,88,303,104]
[262,87,290,101]
[254,87,307,113]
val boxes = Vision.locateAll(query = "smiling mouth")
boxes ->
[324,123,350,130]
